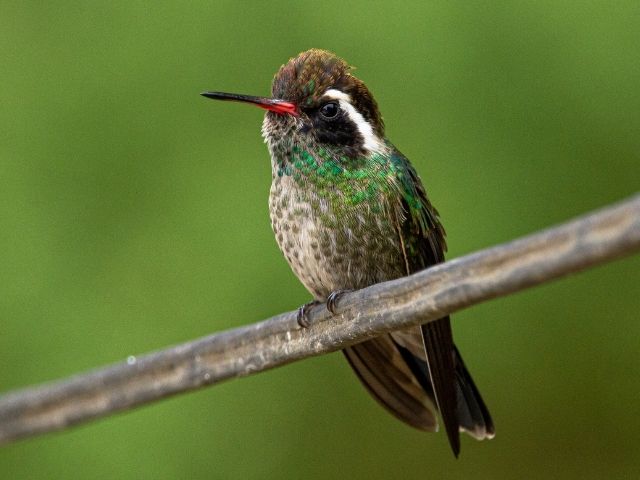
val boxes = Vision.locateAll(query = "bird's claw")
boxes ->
[326,289,353,315]
[296,300,321,328]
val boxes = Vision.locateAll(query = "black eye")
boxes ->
[319,101,340,119]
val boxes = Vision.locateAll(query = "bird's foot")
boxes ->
[326,289,354,315]
[296,300,322,328]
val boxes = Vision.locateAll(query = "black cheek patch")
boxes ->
[313,113,366,157]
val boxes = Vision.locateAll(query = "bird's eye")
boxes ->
[319,102,340,119]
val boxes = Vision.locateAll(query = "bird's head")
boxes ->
[203,49,386,158]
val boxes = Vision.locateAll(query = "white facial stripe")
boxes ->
[323,88,384,153]
[323,88,351,103]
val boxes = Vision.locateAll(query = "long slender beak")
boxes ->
[200,91,298,116]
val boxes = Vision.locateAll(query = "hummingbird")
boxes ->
[202,49,494,456]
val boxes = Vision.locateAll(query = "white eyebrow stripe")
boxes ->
[323,88,352,103]
[323,88,384,153]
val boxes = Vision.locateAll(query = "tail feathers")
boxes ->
[454,345,495,440]
[343,335,494,452]
[421,319,461,456]
[396,340,494,441]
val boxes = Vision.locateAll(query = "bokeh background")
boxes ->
[1,1,639,478]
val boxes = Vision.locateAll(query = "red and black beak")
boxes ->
[201,91,298,116]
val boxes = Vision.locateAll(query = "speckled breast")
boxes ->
[269,174,406,300]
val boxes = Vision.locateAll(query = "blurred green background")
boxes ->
[1,1,639,478]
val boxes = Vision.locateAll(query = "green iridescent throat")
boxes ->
[276,144,424,215]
